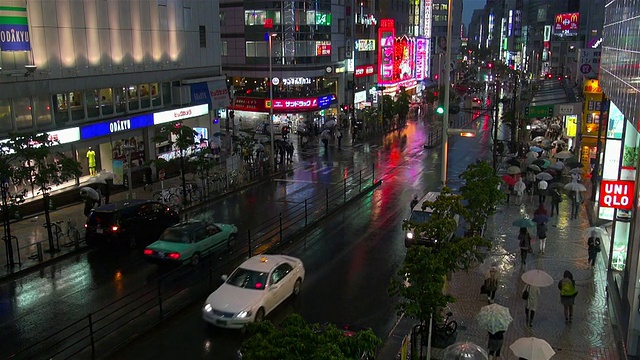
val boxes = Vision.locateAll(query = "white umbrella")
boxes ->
[526,151,538,159]
[514,179,526,193]
[79,187,100,201]
[532,136,546,143]
[536,172,553,181]
[521,269,554,287]
[476,304,513,334]
[324,119,337,128]
[564,182,587,192]
[569,168,585,175]
[507,166,521,175]
[320,129,331,140]
[584,227,607,238]
[528,164,541,172]
[553,139,566,145]
[253,143,265,151]
[442,342,488,359]
[510,337,556,360]
[554,150,573,159]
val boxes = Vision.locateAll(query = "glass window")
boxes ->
[127,85,139,111]
[99,88,114,115]
[115,87,126,113]
[14,97,33,129]
[86,90,100,119]
[246,41,257,57]
[0,99,12,132]
[162,82,171,105]
[34,95,52,126]
[150,83,161,107]
[244,10,280,25]
[53,94,70,124]
[221,41,228,56]
[140,84,151,109]
[70,91,85,121]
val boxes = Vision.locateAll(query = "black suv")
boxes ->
[85,200,180,249]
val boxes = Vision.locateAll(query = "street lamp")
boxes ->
[122,144,135,199]
[440,0,453,188]
[268,33,277,172]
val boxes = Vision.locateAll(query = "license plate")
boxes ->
[158,252,165,258]
[216,319,227,326]
[96,228,103,234]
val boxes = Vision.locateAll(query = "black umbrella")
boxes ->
[568,161,584,168]
[506,158,521,167]
[532,159,546,166]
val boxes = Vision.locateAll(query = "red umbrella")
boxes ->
[501,175,516,186]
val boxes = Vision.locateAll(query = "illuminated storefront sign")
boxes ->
[315,13,331,26]
[415,37,427,80]
[608,102,624,139]
[582,79,603,135]
[378,19,396,83]
[233,97,267,112]
[233,95,335,113]
[81,114,153,140]
[602,139,622,180]
[0,6,31,51]
[354,91,367,104]
[355,64,376,78]
[272,98,317,110]
[565,115,577,137]
[599,180,635,210]
[154,104,209,125]
[316,42,331,56]
[282,77,312,86]
[543,25,551,41]
[355,39,376,51]
[554,13,580,35]
[423,0,432,39]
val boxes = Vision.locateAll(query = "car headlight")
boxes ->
[406,232,414,239]
[236,310,252,318]
[204,303,212,312]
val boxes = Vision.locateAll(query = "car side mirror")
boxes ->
[221,275,228,281]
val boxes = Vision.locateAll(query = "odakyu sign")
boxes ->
[0,6,31,51]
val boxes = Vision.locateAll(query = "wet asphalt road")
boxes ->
[105,112,494,359]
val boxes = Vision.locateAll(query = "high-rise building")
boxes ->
[0,0,227,184]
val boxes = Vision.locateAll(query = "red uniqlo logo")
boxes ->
[599,180,635,210]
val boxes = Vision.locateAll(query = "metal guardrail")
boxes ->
[6,165,381,360]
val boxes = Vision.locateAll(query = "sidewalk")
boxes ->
[379,191,620,359]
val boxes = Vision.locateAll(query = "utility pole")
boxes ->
[439,0,453,188]
[492,82,500,171]
[511,72,519,148]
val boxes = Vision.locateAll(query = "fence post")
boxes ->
[248,229,252,257]
[279,213,283,243]
[325,188,329,215]
[36,242,44,262]
[304,199,308,226]
[157,278,163,318]
[359,170,362,192]
[88,313,96,359]
[74,231,80,251]
[343,178,347,203]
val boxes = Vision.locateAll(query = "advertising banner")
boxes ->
[602,139,622,180]
[415,37,427,80]
[554,13,580,35]
[599,180,635,210]
[378,19,395,83]
[112,160,124,186]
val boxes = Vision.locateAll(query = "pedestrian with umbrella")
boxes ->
[320,129,331,151]
[501,175,515,205]
[484,264,500,303]
[476,303,512,359]
[521,269,553,327]
[533,213,549,254]
[510,337,556,360]
[537,178,548,205]
[549,185,562,217]
[80,187,100,217]
[587,230,602,267]
[514,178,526,204]
[517,227,533,266]
[558,270,578,323]
[565,186,585,220]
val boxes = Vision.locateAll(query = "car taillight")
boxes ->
[143,249,153,256]
[111,225,119,232]
[167,252,181,260]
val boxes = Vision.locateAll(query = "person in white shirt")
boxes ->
[538,179,548,205]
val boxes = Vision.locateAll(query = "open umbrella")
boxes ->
[540,159,551,168]
[320,129,331,139]
[79,187,100,201]
[501,175,516,186]
[532,136,546,143]
[324,119,337,128]
[569,168,585,175]
[528,164,541,172]
[526,151,538,159]
[550,123,561,129]
[567,161,584,169]
[507,166,522,175]
[512,218,536,228]
[553,139,566,145]
[514,179,526,193]
[540,139,552,149]
[554,150,573,159]
[550,162,564,171]
[529,146,543,153]
[584,227,607,238]
[86,177,107,185]
[532,159,545,166]
[476,304,513,334]
[536,172,553,181]
[564,182,587,192]
[442,342,488,360]
[533,214,549,224]
[510,337,556,360]
[521,269,554,287]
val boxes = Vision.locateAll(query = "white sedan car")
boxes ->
[202,254,305,328]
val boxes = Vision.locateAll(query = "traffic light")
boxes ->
[433,74,439,81]
[487,62,493,69]
[436,106,445,115]
[433,91,439,97]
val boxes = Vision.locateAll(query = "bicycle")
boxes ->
[60,218,81,247]
[433,311,458,336]
[153,188,181,206]
[42,220,64,251]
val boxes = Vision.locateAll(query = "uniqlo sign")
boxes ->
[355,64,375,78]
[599,180,635,210]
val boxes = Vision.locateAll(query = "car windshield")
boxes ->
[409,210,431,223]
[159,228,189,243]
[226,268,268,290]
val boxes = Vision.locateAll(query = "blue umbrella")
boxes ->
[512,218,536,228]
[530,146,543,152]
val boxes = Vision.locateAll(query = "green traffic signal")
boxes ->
[436,106,445,115]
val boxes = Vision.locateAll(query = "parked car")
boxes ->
[202,254,305,329]
[405,192,459,247]
[85,200,180,249]
[143,220,238,266]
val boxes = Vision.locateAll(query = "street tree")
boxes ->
[239,314,382,360]
[459,160,505,236]
[394,87,411,123]
[5,132,82,253]
[152,122,198,205]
